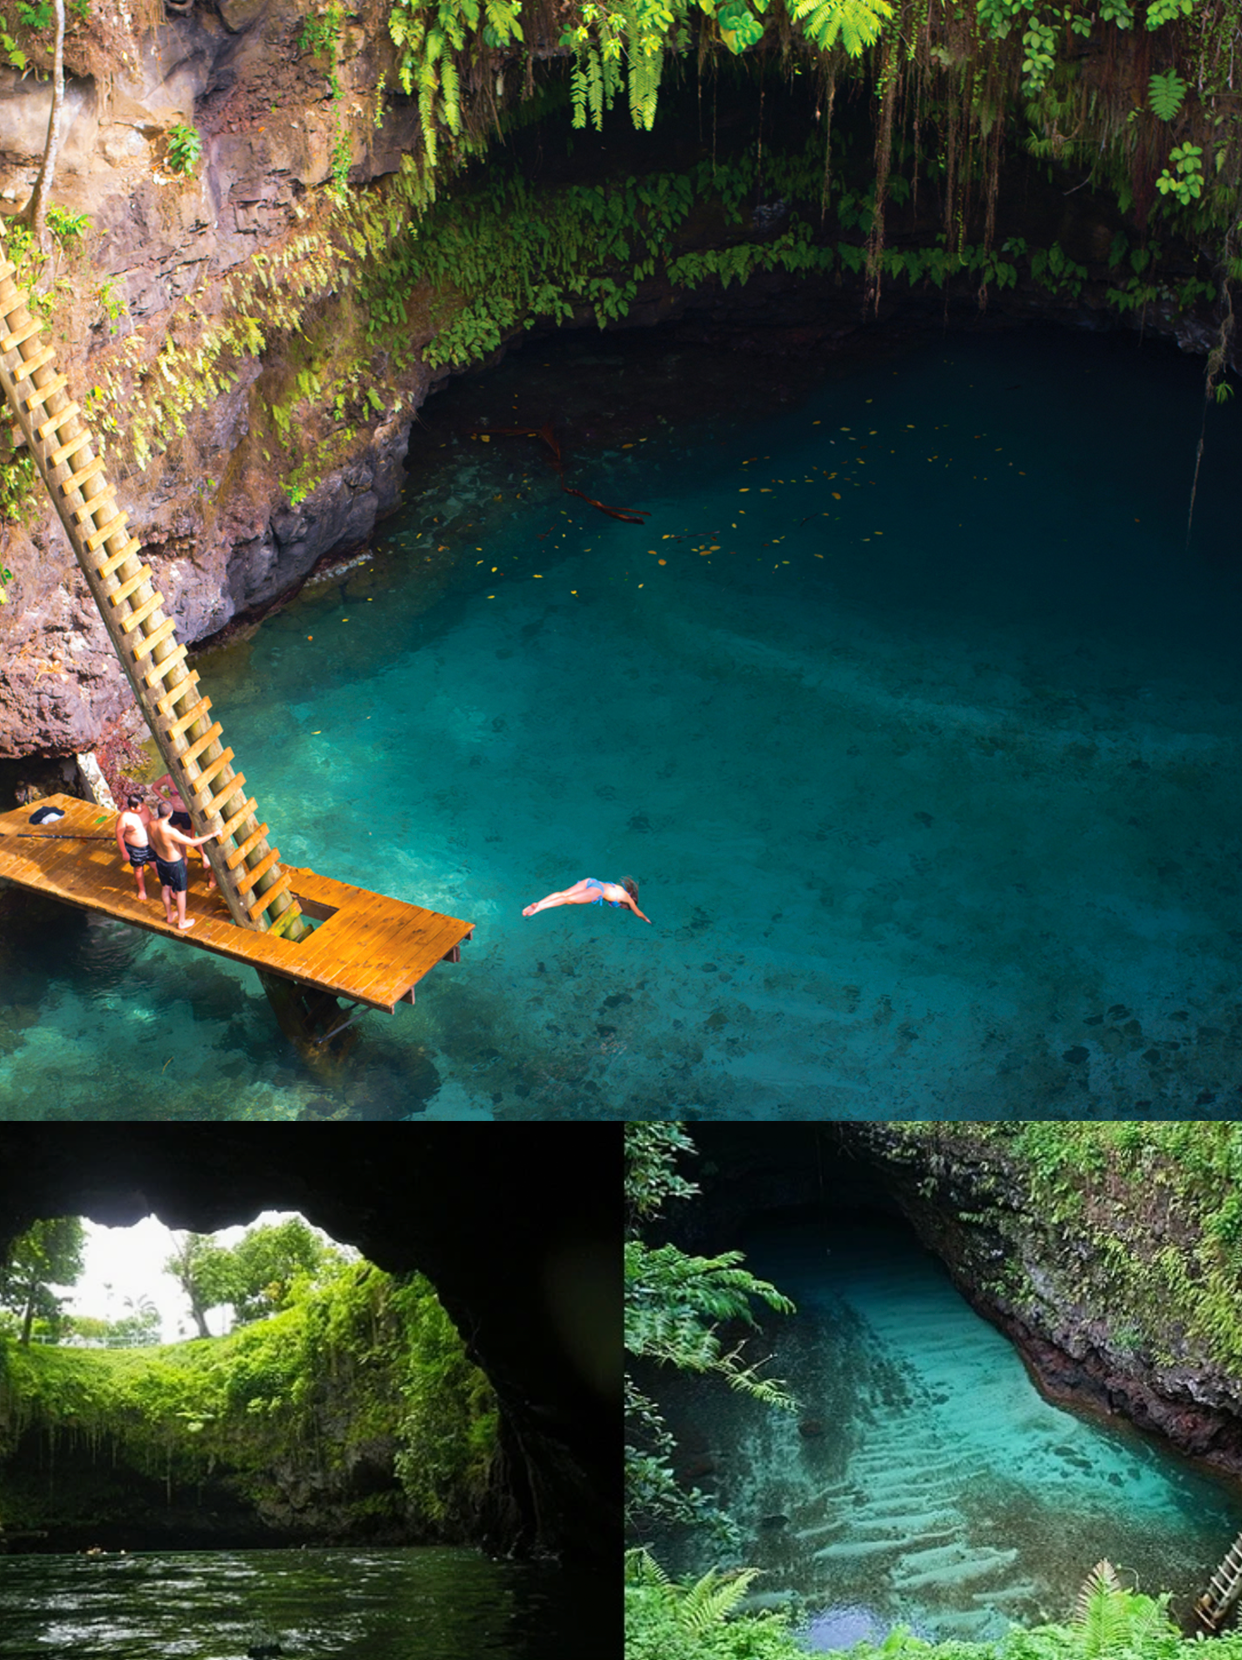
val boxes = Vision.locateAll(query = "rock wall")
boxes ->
[0,0,435,758]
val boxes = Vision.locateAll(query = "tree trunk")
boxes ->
[23,0,65,249]
[19,1277,36,1345]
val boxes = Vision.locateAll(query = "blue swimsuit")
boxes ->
[585,879,622,908]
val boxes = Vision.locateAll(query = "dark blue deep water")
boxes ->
[2,323,1241,1118]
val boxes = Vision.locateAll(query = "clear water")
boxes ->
[3,322,1242,1118]
[0,1546,596,1659]
[655,1217,1242,1644]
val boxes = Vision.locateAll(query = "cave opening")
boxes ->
[0,1127,618,1659]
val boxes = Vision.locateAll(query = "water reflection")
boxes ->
[0,1546,598,1660]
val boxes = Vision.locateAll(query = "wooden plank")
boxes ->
[192,747,234,792]
[167,696,211,740]
[17,349,59,389]
[37,401,80,441]
[108,565,153,607]
[265,902,304,940]
[48,428,90,468]
[203,772,245,818]
[226,821,268,869]
[143,643,188,686]
[60,454,107,495]
[120,591,164,633]
[179,721,223,767]
[85,511,127,551]
[248,870,292,919]
[0,317,43,353]
[235,846,281,895]
[156,673,200,717]
[218,796,258,843]
[72,483,116,523]
[98,538,143,579]
[131,615,177,660]
[0,796,472,1011]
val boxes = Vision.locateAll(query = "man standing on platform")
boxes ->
[115,792,154,902]
[148,801,221,931]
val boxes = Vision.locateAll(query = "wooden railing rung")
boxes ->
[226,822,269,869]
[85,511,127,551]
[119,590,164,634]
[48,428,91,468]
[61,454,108,494]
[143,643,188,687]
[0,317,42,354]
[155,669,199,714]
[264,900,303,939]
[180,721,223,767]
[167,696,211,740]
[72,483,116,523]
[249,870,292,919]
[192,748,234,792]
[131,615,177,660]
[218,796,258,843]
[108,565,153,607]
[203,771,245,819]
[97,536,142,577]
[16,347,58,386]
[36,401,79,440]
[235,846,281,895]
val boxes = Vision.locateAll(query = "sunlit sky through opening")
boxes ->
[61,1213,322,1342]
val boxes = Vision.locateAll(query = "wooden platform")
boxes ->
[0,795,473,1014]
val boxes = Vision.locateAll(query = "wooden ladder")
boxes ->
[1197,1531,1242,1632]
[0,258,365,1054]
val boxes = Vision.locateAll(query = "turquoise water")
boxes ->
[0,1545,596,1659]
[655,1217,1242,1643]
[3,323,1242,1117]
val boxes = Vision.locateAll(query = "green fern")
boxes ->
[1148,68,1186,120]
[788,0,894,54]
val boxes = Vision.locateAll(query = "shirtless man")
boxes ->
[115,793,154,902]
[148,801,221,931]
[152,770,216,891]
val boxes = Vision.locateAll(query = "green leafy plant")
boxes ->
[0,12,27,71]
[166,122,202,175]
[1147,68,1186,120]
[46,203,89,246]
[786,0,893,53]
[14,0,52,27]
[1145,0,1193,26]
[1156,141,1203,204]
[0,563,12,603]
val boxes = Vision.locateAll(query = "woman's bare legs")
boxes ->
[522,881,599,917]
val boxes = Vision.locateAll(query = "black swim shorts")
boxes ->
[155,855,188,892]
[170,811,192,833]
[124,842,153,867]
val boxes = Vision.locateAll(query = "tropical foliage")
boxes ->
[625,1552,1209,1660]
[625,1125,796,1536]
[0,1218,85,1346]
[0,1258,497,1538]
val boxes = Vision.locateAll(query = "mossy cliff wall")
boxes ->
[0,1263,499,1551]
